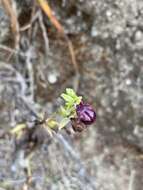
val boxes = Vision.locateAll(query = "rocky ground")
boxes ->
[0,0,143,190]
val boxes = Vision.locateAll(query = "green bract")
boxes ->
[61,88,82,106]
[60,88,82,118]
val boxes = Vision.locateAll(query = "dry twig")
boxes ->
[37,0,79,91]
[2,0,20,49]
[38,11,49,53]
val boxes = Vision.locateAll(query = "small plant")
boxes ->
[10,88,96,179]
[11,88,96,137]
[59,88,96,132]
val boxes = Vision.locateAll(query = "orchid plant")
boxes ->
[48,88,96,133]
[10,88,96,178]
[11,88,96,137]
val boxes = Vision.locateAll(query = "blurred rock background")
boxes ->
[0,0,143,189]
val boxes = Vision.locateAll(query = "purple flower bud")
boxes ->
[76,102,96,125]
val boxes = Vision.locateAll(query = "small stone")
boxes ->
[116,40,121,50]
[102,32,109,39]
[135,30,143,42]
[48,73,57,84]
[126,79,132,85]
[91,26,98,37]
[106,10,112,18]
[114,26,123,36]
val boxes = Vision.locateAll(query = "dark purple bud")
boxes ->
[76,102,96,125]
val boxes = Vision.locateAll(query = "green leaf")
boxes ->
[66,88,77,98]
[61,93,74,102]
[48,120,58,128]
[60,88,83,118]
[59,106,67,117]
[75,96,82,104]
[65,101,74,108]
[59,118,70,129]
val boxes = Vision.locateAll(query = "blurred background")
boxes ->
[0,0,143,189]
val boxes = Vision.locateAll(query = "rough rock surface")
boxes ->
[0,0,143,189]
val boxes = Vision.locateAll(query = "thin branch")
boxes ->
[37,0,64,33]
[37,0,80,91]
[0,44,64,62]
[2,0,20,49]
[0,61,27,95]
[38,11,50,53]
[25,46,35,101]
